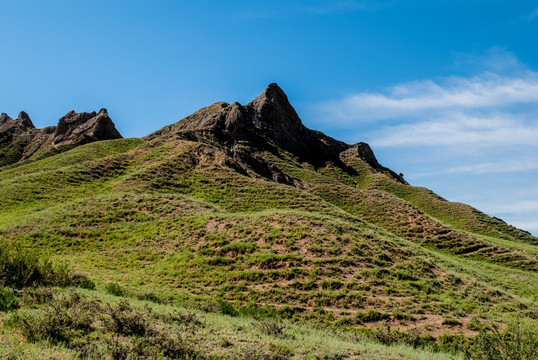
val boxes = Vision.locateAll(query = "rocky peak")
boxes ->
[0,109,123,167]
[17,111,35,129]
[146,84,405,183]
[0,113,10,124]
[53,109,122,146]
[248,83,303,129]
[0,111,35,133]
[350,142,381,168]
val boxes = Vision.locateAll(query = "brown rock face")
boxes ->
[147,83,405,183]
[53,108,122,146]
[0,111,35,134]
[0,109,122,166]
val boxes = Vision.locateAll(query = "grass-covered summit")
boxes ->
[0,84,536,359]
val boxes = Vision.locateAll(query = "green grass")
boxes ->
[0,131,536,359]
[0,286,464,360]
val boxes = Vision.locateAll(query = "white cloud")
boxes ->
[370,111,538,148]
[310,49,538,235]
[447,160,538,175]
[318,72,538,122]
[480,200,538,215]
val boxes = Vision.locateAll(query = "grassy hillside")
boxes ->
[1,81,537,360]
[0,134,536,359]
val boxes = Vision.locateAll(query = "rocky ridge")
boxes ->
[147,83,405,184]
[0,108,122,166]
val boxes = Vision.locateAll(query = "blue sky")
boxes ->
[2,1,537,234]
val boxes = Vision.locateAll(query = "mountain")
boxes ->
[0,84,536,359]
[0,108,122,167]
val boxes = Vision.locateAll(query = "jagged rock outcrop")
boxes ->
[147,83,405,183]
[53,108,121,146]
[0,109,122,166]
[0,111,35,134]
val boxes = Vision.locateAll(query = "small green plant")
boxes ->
[10,291,96,346]
[355,309,390,323]
[0,241,68,288]
[105,283,125,297]
[104,300,148,336]
[442,317,462,327]
[218,299,238,316]
[137,291,164,304]
[76,276,96,290]
[0,288,19,311]
[464,320,538,360]
[254,319,289,339]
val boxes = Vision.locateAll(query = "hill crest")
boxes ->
[147,83,405,184]
[0,108,122,166]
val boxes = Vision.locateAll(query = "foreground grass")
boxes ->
[0,286,462,360]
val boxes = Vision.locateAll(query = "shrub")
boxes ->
[464,320,538,360]
[218,299,238,316]
[75,276,96,290]
[355,309,390,323]
[360,326,436,349]
[442,317,462,327]
[104,300,149,336]
[11,291,96,346]
[137,291,164,304]
[321,279,343,290]
[254,320,288,339]
[0,288,19,311]
[105,283,126,297]
[162,310,201,326]
[0,241,88,289]
[0,241,55,288]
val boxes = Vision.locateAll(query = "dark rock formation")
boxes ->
[0,109,122,166]
[147,83,406,183]
[53,108,121,146]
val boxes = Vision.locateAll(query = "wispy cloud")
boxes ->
[318,72,538,123]
[371,111,538,149]
[315,50,538,154]
[311,49,538,234]
[448,159,538,175]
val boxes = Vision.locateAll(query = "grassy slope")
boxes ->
[0,288,459,360]
[0,137,536,358]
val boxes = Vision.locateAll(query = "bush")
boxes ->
[355,309,390,323]
[104,300,149,336]
[137,291,164,304]
[9,289,200,358]
[11,291,96,346]
[0,241,55,288]
[218,299,238,316]
[75,276,96,290]
[0,288,19,311]
[442,317,462,327]
[464,320,538,360]
[0,241,88,289]
[105,283,126,297]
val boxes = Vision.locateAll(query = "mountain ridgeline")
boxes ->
[0,108,122,166]
[0,84,537,357]
[147,83,404,185]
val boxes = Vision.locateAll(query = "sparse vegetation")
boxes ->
[0,99,536,359]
